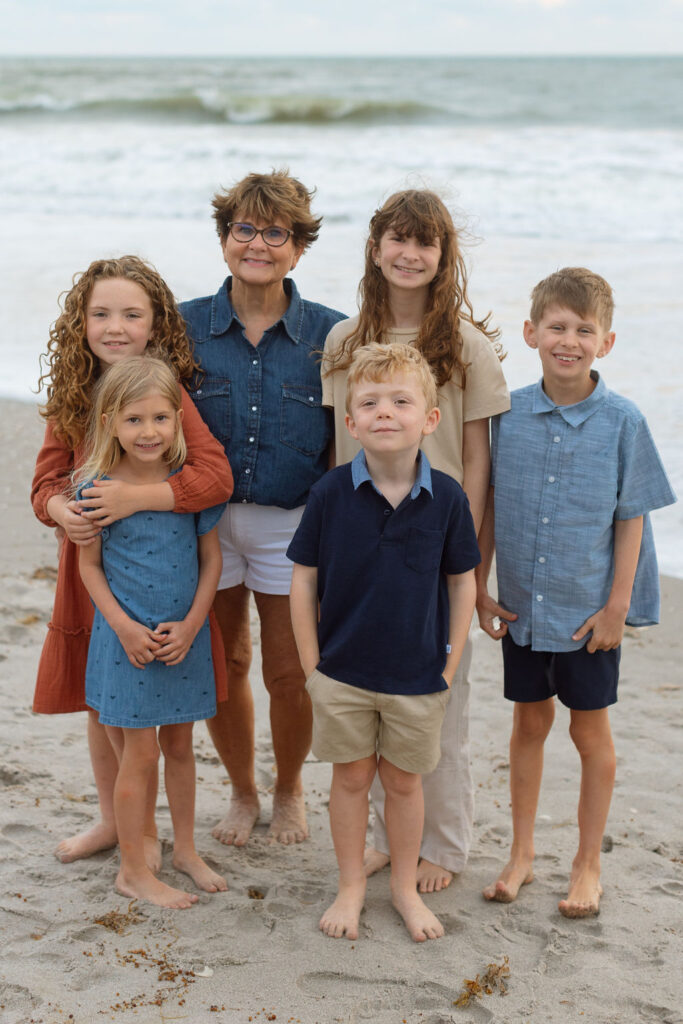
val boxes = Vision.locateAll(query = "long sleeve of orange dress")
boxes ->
[32,388,233,714]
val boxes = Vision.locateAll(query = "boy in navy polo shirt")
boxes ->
[476,267,675,919]
[288,343,479,942]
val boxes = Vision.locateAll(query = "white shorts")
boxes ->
[216,503,305,595]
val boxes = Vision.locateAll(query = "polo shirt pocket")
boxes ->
[192,378,231,446]
[404,527,444,573]
[280,384,330,456]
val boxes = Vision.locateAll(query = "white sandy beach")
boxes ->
[1,396,682,1024]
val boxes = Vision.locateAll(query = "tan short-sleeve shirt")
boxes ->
[322,315,510,484]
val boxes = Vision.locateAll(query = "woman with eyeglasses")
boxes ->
[180,170,346,849]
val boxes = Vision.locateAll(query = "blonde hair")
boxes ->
[326,189,503,388]
[38,256,198,449]
[345,343,438,414]
[75,357,186,488]
[530,267,614,330]
[211,169,321,251]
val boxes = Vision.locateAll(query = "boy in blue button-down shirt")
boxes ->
[476,267,675,919]
[288,343,479,943]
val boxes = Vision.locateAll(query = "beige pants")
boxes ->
[369,635,474,874]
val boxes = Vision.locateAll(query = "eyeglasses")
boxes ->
[227,222,292,247]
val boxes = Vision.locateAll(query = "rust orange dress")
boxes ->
[32,388,233,714]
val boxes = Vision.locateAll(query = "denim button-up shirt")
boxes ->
[491,374,676,652]
[180,278,346,509]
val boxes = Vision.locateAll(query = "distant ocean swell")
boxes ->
[2,89,682,128]
[0,93,448,125]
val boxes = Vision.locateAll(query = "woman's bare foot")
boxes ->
[319,880,366,939]
[269,790,308,845]
[391,887,444,942]
[558,864,602,918]
[115,868,198,909]
[482,857,534,903]
[363,847,390,877]
[172,850,228,893]
[212,794,260,846]
[417,859,453,893]
[54,821,117,863]
[144,834,162,874]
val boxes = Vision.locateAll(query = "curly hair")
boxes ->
[345,342,438,415]
[211,169,322,252]
[325,190,503,388]
[37,256,198,448]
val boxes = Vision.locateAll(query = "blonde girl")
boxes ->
[322,190,509,893]
[32,256,232,866]
[78,357,226,908]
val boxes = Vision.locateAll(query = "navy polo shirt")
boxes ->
[287,451,481,696]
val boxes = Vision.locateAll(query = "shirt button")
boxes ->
[542,516,549,524]
[249,436,254,442]
[244,468,251,474]
[383,509,391,516]
[196,389,202,396]
[308,396,314,402]
[251,406,257,412]
[553,435,560,443]
[242,499,247,503]
[539,556,546,563]
[548,475,555,483]
[252,359,258,365]
[536,594,543,602]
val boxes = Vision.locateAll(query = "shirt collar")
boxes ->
[211,276,303,343]
[351,449,433,499]
[531,371,607,426]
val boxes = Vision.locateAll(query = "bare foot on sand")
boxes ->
[269,790,308,845]
[144,834,162,874]
[54,821,117,863]
[116,868,198,909]
[172,850,228,893]
[212,793,260,847]
[482,857,534,903]
[417,859,453,893]
[558,865,602,918]
[391,888,444,942]
[319,880,366,939]
[363,846,390,877]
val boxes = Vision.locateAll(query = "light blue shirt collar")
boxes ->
[532,371,606,427]
[351,449,433,499]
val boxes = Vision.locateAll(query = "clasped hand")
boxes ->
[116,619,197,669]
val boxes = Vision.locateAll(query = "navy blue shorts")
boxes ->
[502,634,620,711]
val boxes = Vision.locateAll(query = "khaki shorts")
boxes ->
[305,669,450,775]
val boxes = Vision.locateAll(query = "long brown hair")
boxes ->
[38,256,198,448]
[326,190,503,387]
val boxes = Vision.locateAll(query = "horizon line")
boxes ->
[2,51,683,60]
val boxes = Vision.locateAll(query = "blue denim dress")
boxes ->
[83,493,225,728]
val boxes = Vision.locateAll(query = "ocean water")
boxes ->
[2,56,681,573]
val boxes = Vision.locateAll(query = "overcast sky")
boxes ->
[3,0,683,57]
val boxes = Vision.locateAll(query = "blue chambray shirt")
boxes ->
[180,278,346,509]
[491,373,676,652]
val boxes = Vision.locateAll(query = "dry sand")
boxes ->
[1,397,681,1024]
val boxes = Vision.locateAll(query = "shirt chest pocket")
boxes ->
[192,378,231,446]
[404,527,444,573]
[280,384,330,456]
[565,441,619,520]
